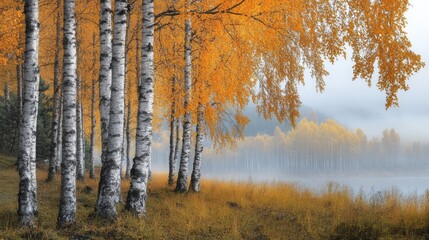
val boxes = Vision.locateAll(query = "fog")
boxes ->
[147,120,429,196]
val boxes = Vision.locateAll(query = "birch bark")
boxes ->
[56,91,63,172]
[174,118,180,173]
[125,99,131,178]
[76,76,84,180]
[175,4,192,192]
[89,34,96,179]
[125,0,154,217]
[96,0,128,219]
[99,0,113,164]
[121,12,130,179]
[47,0,61,182]
[18,0,40,227]
[89,79,96,178]
[57,0,77,228]
[168,77,177,186]
[190,103,204,192]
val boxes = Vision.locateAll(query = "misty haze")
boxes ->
[148,106,429,196]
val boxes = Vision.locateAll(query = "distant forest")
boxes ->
[150,118,429,175]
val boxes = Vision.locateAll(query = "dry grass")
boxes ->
[1,155,429,239]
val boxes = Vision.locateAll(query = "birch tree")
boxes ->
[47,0,62,182]
[56,91,63,172]
[125,99,131,178]
[125,0,155,217]
[175,0,193,193]
[96,0,128,219]
[125,23,140,179]
[76,76,84,180]
[121,12,131,179]
[98,0,113,164]
[58,0,77,228]
[18,0,39,227]
[89,33,96,179]
[190,103,204,192]
[168,76,177,186]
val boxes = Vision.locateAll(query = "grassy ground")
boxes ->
[1,156,429,239]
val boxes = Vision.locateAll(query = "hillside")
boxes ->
[1,155,429,239]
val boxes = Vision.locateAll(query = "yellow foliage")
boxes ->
[0,1,24,65]
[0,0,423,151]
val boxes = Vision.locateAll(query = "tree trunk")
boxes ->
[174,118,180,174]
[96,0,128,219]
[99,0,113,164]
[17,61,23,117]
[89,78,96,179]
[56,90,63,172]
[175,5,192,193]
[121,12,130,179]
[15,33,24,168]
[80,103,85,171]
[89,34,96,179]
[125,22,139,180]
[18,0,40,227]
[76,76,84,180]
[15,60,24,167]
[125,0,154,217]
[168,77,177,186]
[57,0,77,228]
[125,98,131,178]
[47,0,62,182]
[190,103,204,192]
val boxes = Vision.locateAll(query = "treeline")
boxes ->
[203,119,429,174]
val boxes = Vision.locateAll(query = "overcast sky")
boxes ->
[298,0,429,143]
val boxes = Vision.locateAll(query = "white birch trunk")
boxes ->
[174,118,180,173]
[47,0,61,182]
[126,27,139,180]
[168,77,177,186]
[125,0,154,217]
[76,77,84,180]
[99,0,113,164]
[80,103,85,172]
[57,0,77,228]
[175,8,192,193]
[15,58,23,168]
[125,98,131,178]
[190,103,204,192]
[56,91,63,172]
[96,0,128,219]
[89,34,96,179]
[18,0,39,227]
[16,60,23,166]
[89,76,96,179]
[121,13,130,179]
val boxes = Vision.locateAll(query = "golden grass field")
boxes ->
[1,155,429,239]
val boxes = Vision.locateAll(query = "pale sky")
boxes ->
[298,0,429,143]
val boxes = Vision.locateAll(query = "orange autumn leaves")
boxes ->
[346,0,425,108]
[0,1,24,65]
[0,0,424,150]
